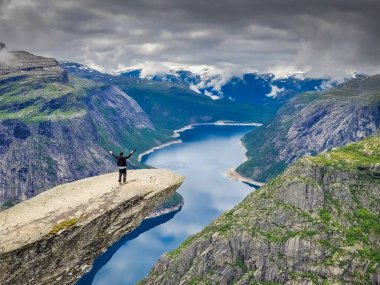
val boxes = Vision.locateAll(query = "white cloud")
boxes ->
[138,61,175,78]
[138,43,165,55]
[204,90,221,100]
[1,0,380,80]
[0,48,13,64]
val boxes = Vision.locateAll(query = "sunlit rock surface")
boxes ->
[0,169,184,285]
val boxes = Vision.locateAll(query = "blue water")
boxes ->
[77,125,256,285]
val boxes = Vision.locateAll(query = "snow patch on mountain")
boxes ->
[266,84,285,98]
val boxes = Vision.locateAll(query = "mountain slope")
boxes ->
[0,83,163,205]
[143,134,380,285]
[0,49,165,207]
[237,75,380,182]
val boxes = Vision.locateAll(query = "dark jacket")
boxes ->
[113,153,133,167]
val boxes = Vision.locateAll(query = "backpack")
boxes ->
[117,156,126,166]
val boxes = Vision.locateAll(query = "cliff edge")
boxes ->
[0,169,184,285]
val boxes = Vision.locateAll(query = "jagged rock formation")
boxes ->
[237,75,380,182]
[0,169,184,285]
[143,135,380,284]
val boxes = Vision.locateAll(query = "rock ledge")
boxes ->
[0,169,184,285]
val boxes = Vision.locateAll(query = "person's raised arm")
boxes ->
[126,149,136,159]
[109,150,118,159]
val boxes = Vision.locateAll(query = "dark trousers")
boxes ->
[118,168,127,182]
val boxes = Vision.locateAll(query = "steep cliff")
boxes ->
[0,49,166,207]
[143,135,380,284]
[237,75,380,182]
[0,83,165,205]
[0,169,184,285]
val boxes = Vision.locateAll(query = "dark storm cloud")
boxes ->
[1,0,380,78]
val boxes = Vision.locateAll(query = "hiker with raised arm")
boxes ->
[109,149,136,183]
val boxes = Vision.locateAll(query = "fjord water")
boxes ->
[78,125,256,285]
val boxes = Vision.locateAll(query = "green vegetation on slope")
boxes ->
[309,135,380,170]
[236,75,380,183]
[236,91,323,181]
[0,75,97,122]
[146,134,380,284]
[110,82,275,132]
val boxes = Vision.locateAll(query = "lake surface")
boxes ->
[77,125,256,285]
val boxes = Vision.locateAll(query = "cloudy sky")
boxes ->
[1,0,380,78]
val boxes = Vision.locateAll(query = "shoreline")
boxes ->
[139,120,263,162]
[225,168,265,187]
[225,131,265,187]
[139,119,265,188]
[138,139,182,161]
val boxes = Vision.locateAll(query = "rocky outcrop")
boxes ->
[0,49,68,84]
[0,169,184,285]
[237,74,380,182]
[143,135,380,284]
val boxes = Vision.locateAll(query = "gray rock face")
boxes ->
[0,83,159,205]
[283,102,380,163]
[0,169,185,285]
[87,85,154,130]
[237,75,380,182]
[0,50,68,84]
[143,136,380,284]
[0,116,113,202]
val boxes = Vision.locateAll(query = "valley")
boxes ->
[1,44,379,285]
[0,46,266,209]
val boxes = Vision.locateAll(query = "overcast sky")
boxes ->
[1,0,380,79]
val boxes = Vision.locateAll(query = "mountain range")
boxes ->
[118,67,328,106]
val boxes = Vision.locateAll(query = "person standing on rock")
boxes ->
[109,149,136,183]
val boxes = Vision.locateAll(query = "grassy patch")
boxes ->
[1,199,16,210]
[49,218,80,235]
[308,135,380,170]
[0,75,95,122]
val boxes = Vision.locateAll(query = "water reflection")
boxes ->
[77,125,256,285]
[78,210,181,285]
